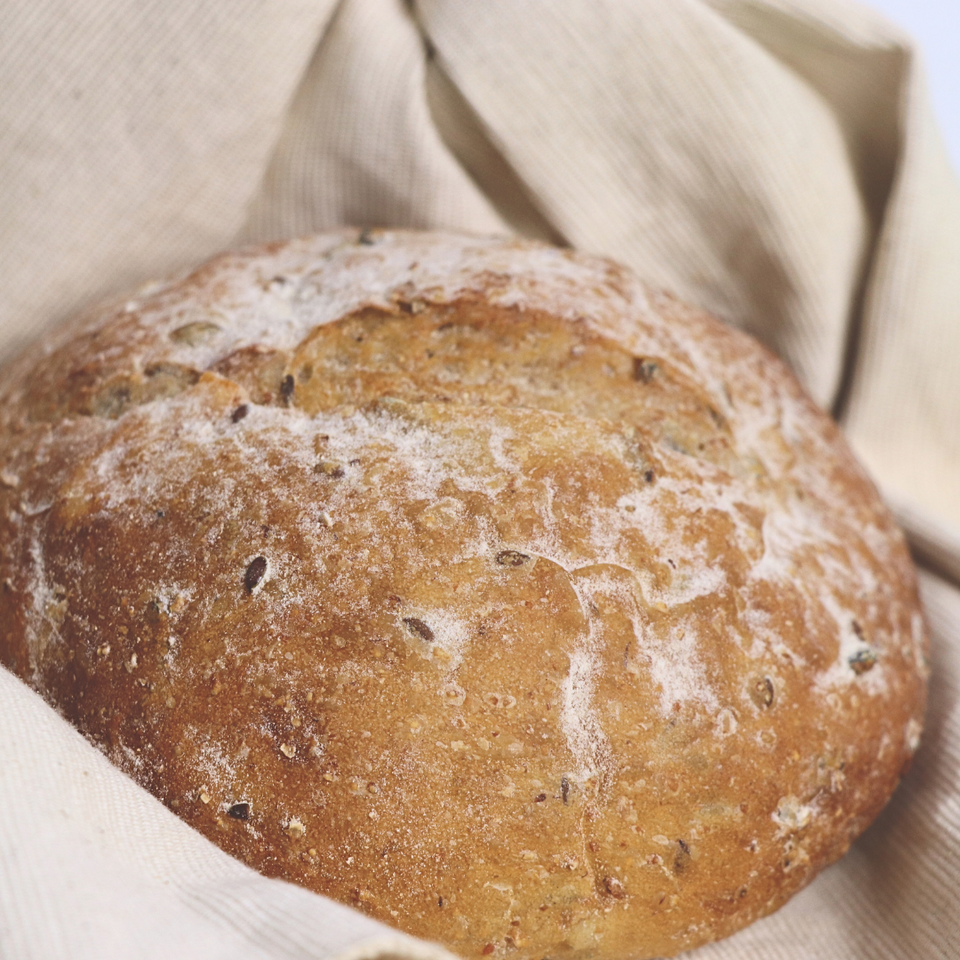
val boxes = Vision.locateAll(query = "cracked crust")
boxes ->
[0,230,928,959]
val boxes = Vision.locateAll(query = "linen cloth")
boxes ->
[0,0,958,957]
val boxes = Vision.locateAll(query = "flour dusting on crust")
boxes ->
[0,230,928,960]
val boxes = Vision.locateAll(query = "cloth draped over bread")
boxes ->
[0,1,958,957]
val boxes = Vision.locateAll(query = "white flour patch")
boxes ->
[646,618,719,715]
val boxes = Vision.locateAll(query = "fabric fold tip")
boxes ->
[884,486,960,588]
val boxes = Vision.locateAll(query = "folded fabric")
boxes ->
[0,1,957,957]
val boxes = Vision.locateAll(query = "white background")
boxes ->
[867,0,960,174]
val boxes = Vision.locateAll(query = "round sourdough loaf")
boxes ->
[0,230,928,959]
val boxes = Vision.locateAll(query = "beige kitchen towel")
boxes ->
[0,0,958,957]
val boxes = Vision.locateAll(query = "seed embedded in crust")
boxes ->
[170,321,222,346]
[280,374,295,405]
[403,617,435,643]
[604,876,626,898]
[496,550,531,567]
[315,460,345,479]
[231,404,249,423]
[750,676,775,709]
[285,817,306,839]
[244,556,268,593]
[227,802,250,820]
[633,357,659,383]
[849,649,878,675]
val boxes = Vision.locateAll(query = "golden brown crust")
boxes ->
[0,230,928,959]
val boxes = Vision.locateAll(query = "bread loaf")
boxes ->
[0,230,928,959]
